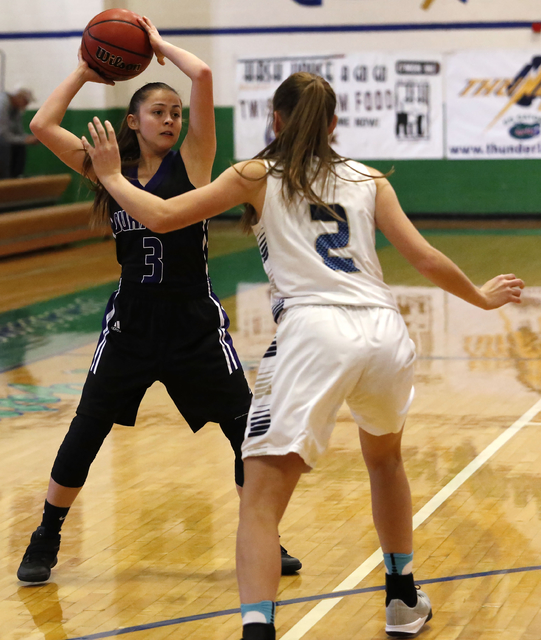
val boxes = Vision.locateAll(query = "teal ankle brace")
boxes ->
[241,601,275,625]
[384,552,413,575]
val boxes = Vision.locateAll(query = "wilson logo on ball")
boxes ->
[95,46,142,73]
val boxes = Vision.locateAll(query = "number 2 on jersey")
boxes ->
[142,237,164,283]
[310,204,360,273]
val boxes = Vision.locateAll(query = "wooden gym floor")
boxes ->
[1,221,541,640]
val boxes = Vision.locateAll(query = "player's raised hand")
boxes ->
[138,16,166,66]
[81,117,122,184]
[479,273,524,309]
[77,48,116,86]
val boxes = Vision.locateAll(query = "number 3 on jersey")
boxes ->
[142,236,164,283]
[310,204,360,273]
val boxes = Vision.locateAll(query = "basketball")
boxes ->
[81,8,153,81]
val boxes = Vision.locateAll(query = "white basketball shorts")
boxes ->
[242,304,416,469]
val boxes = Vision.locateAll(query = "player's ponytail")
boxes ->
[239,72,384,232]
[84,82,181,226]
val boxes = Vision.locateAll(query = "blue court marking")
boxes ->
[65,564,541,640]
[0,21,535,40]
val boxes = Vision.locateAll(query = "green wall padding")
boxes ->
[23,107,541,216]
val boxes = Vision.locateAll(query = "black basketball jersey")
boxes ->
[109,150,209,296]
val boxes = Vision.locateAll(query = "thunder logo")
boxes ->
[459,57,541,128]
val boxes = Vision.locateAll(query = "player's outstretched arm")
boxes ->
[82,118,265,233]
[138,16,215,187]
[373,172,524,310]
[30,53,113,179]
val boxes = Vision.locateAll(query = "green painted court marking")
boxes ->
[0,383,83,418]
[0,283,116,373]
[208,246,266,299]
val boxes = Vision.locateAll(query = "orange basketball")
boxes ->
[81,9,153,81]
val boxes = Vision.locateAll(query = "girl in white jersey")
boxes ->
[82,72,524,640]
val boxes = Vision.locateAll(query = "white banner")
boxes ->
[446,50,541,159]
[235,53,444,160]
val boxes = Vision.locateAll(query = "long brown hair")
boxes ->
[239,72,387,232]
[83,82,181,226]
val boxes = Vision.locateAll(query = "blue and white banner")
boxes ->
[235,52,444,160]
[446,50,541,159]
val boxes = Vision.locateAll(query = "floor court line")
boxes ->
[65,565,541,640]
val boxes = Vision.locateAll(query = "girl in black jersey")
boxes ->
[17,17,300,584]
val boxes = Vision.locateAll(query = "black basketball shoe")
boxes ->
[241,622,276,639]
[280,544,302,575]
[17,526,61,583]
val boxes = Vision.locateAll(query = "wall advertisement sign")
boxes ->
[446,51,541,159]
[235,53,444,160]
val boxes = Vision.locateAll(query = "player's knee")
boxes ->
[51,414,113,487]
[360,428,404,470]
[364,449,404,475]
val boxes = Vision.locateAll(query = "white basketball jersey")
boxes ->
[253,160,398,321]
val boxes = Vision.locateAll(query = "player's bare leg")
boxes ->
[359,426,432,637]
[236,453,307,639]
[359,427,412,552]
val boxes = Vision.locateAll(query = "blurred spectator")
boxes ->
[0,87,39,179]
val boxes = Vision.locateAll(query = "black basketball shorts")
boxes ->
[76,282,252,431]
